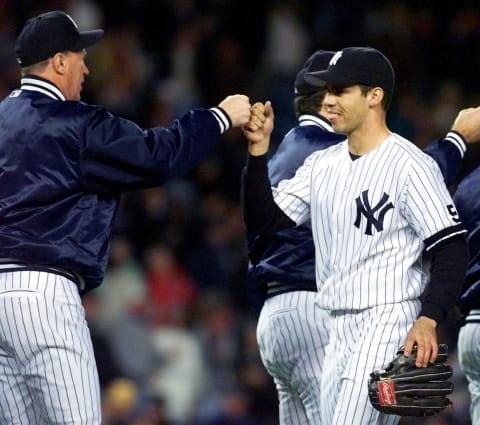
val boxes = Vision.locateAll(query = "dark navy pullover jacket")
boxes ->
[0,76,231,292]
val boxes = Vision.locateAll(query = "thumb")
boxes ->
[265,101,274,117]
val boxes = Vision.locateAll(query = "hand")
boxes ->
[451,106,480,143]
[244,102,267,132]
[403,315,438,367]
[243,101,274,156]
[218,94,252,128]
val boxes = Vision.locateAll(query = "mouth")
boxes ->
[325,111,340,123]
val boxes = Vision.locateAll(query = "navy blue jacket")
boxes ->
[247,116,467,300]
[453,164,480,311]
[0,76,231,292]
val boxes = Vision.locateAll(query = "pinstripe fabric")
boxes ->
[458,311,480,425]
[273,134,464,310]
[256,291,329,425]
[321,301,420,425]
[270,133,463,424]
[0,271,100,424]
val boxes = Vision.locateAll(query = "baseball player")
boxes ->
[0,10,253,425]
[249,51,479,424]
[248,49,345,425]
[249,83,480,425]
[455,149,480,425]
[242,47,468,425]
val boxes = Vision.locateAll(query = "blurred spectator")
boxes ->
[96,235,146,330]
[85,23,154,123]
[131,396,172,425]
[102,378,142,425]
[199,386,259,425]
[148,326,207,424]
[82,292,123,390]
[143,242,198,326]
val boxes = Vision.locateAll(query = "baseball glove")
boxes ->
[368,344,453,416]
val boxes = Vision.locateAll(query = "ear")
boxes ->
[368,87,384,107]
[51,53,67,74]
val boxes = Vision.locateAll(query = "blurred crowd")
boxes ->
[1,0,480,424]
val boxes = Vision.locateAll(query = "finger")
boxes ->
[243,123,258,133]
[429,342,438,363]
[417,342,433,367]
[250,110,266,123]
[415,341,426,367]
[250,102,265,113]
[403,338,414,357]
[247,116,264,130]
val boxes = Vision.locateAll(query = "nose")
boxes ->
[323,92,336,109]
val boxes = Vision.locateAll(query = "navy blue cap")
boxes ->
[305,46,395,94]
[294,49,335,96]
[15,10,104,67]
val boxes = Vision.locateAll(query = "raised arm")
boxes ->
[425,106,480,186]
[241,102,295,239]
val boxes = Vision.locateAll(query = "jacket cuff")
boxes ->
[444,131,466,157]
[210,107,232,134]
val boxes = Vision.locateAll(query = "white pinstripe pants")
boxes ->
[458,311,480,425]
[321,301,420,425]
[0,271,101,424]
[256,290,330,425]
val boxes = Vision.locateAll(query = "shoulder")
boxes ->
[60,100,112,122]
[305,140,346,164]
[389,133,440,170]
[282,125,344,146]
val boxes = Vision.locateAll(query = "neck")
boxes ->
[30,69,68,100]
[348,116,390,156]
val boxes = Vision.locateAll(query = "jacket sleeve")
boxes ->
[79,106,227,193]
[423,131,466,187]
[241,154,295,238]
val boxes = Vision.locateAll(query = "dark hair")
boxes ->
[358,84,392,111]
[293,90,326,118]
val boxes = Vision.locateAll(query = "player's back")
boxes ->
[454,165,480,311]
[0,87,115,289]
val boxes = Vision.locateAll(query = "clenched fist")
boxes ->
[218,94,251,128]
[243,101,274,156]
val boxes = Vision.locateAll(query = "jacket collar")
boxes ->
[20,75,65,101]
[298,114,334,132]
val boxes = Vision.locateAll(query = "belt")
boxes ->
[265,281,316,298]
[0,259,85,292]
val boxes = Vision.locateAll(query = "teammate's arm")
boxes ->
[424,106,480,186]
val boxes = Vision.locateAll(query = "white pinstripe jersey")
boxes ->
[273,133,465,311]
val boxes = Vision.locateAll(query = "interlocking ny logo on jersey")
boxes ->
[354,190,394,235]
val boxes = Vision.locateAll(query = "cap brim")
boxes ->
[304,69,356,88]
[73,29,104,50]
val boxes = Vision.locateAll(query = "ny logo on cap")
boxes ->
[330,51,343,66]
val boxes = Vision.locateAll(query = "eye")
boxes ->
[328,87,346,96]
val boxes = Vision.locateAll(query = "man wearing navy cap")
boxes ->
[0,10,253,424]
[246,49,346,424]
[241,46,480,424]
